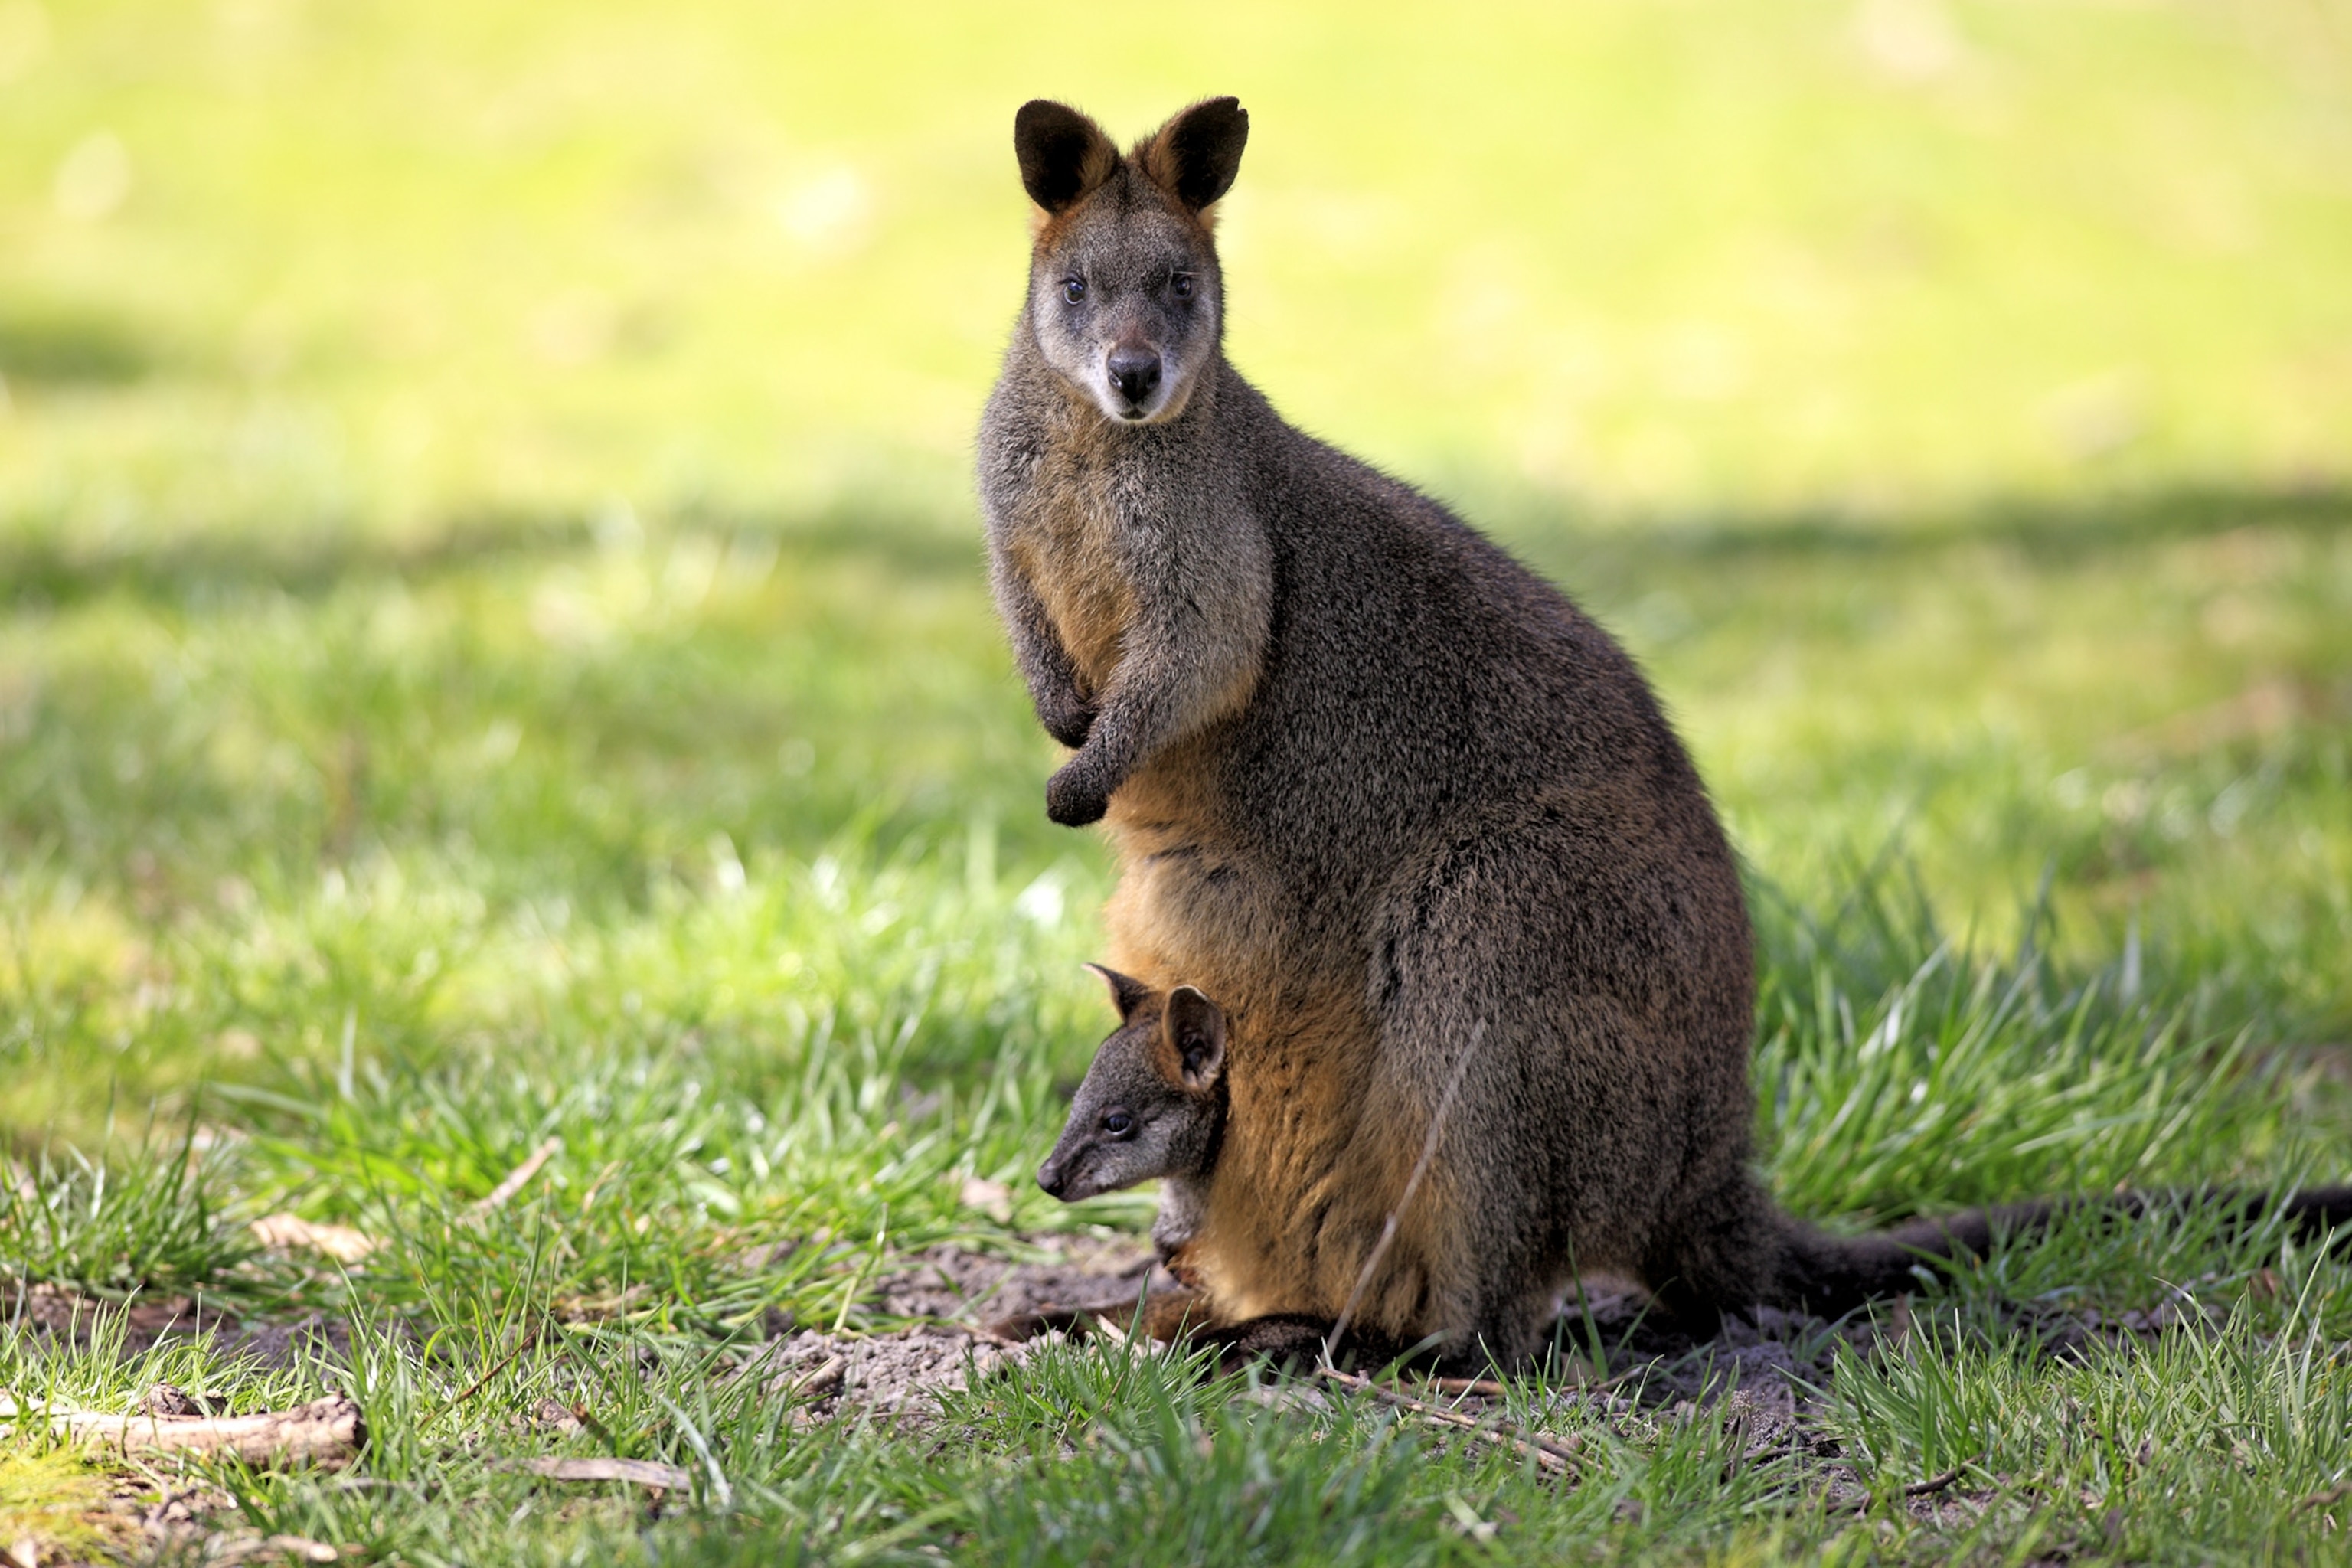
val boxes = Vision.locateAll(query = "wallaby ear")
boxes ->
[1014,99,1120,215]
[1082,962,1152,1022]
[1160,985,1227,1093]
[1135,96,1249,214]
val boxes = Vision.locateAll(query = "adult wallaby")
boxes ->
[978,96,2352,1364]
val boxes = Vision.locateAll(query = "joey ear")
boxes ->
[1082,962,1152,1022]
[1014,99,1120,214]
[1135,96,1249,214]
[1161,985,1227,1092]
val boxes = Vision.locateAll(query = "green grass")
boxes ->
[5,0,2352,1562]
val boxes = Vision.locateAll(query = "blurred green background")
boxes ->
[2,0,2349,1139]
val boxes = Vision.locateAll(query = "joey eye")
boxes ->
[1102,1110,1135,1138]
[1062,278,1086,305]
[1170,272,1195,299]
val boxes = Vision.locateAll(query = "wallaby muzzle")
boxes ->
[1106,343,1163,415]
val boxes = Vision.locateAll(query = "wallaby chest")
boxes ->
[1000,453,1135,693]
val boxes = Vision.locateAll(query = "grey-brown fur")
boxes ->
[980,97,2352,1364]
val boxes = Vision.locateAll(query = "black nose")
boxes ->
[1106,348,1161,407]
[1037,1159,1067,1199]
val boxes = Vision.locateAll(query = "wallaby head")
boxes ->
[1011,96,1248,425]
[1036,965,1229,1204]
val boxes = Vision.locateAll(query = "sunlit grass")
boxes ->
[2,0,2350,1562]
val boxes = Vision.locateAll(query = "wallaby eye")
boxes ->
[1170,272,1195,299]
[1102,1110,1135,1138]
[1062,278,1086,305]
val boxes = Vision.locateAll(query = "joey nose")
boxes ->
[1036,1156,1068,1200]
[1106,348,1161,408]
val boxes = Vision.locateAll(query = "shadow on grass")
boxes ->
[0,501,986,609]
[0,306,155,387]
[5,481,2348,612]
[1499,481,2352,564]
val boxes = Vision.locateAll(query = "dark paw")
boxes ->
[1037,694,1096,750]
[982,1307,1093,1343]
[1213,1314,1334,1370]
[1045,763,1109,827]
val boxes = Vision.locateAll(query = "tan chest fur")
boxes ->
[1005,462,1134,694]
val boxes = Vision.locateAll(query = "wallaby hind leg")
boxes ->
[1635,1168,1788,1339]
[1368,808,1758,1363]
[984,1287,1214,1346]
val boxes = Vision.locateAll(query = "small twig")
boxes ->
[1905,1463,1967,1498]
[467,1137,563,1218]
[443,1334,536,1412]
[14,1396,364,1466]
[206,1534,341,1565]
[2298,1481,2352,1514]
[785,1354,846,1400]
[1316,1367,1579,1475]
[1428,1377,1508,1396]
[1822,1460,1973,1513]
[518,1456,692,1491]
[1324,1022,1484,1366]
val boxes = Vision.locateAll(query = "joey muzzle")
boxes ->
[1035,1142,1105,1203]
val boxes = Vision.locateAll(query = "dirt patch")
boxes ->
[729,1233,1168,1420]
[748,1322,1063,1419]
[871,1233,1166,1324]
[3,1285,356,1371]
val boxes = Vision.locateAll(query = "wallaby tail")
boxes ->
[1770,1184,2352,1320]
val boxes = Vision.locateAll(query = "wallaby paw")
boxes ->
[1208,1314,1334,1372]
[1037,695,1096,750]
[981,1307,1093,1343]
[1045,765,1110,826]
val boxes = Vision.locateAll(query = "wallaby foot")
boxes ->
[1196,1312,1333,1372]
[982,1287,1214,1347]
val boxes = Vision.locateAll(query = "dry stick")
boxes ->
[785,1354,848,1401]
[1822,1461,1974,1514]
[519,1456,693,1491]
[1905,1465,1968,1498]
[468,1136,563,1218]
[443,1334,537,1413]
[207,1534,341,1566]
[1321,1021,1485,1368]
[7,1396,365,1466]
[1426,1377,1508,1397]
[1315,1367,1580,1476]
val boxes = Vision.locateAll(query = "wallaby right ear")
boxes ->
[1014,100,1119,215]
[1135,96,1249,214]
[1083,962,1152,1022]
[1159,985,1227,1093]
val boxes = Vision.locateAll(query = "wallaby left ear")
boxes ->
[1136,96,1249,214]
[1083,962,1152,1022]
[1160,985,1227,1093]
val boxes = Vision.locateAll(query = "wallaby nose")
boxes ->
[1106,348,1161,408]
[1036,1156,1068,1199]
